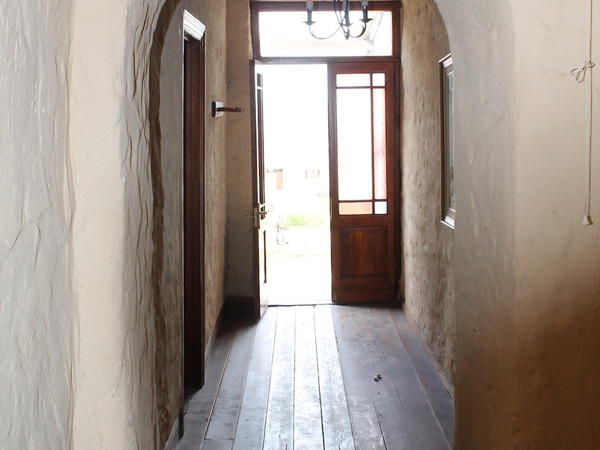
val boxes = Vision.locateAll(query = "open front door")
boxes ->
[329,62,397,303]
[251,62,269,317]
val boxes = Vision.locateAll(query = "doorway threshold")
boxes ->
[269,299,332,307]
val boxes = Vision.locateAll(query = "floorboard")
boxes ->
[178,321,237,449]
[314,306,355,450]
[205,321,257,440]
[293,307,324,450]
[201,439,233,450]
[389,308,455,446]
[369,307,449,449]
[233,309,277,450]
[263,307,296,450]
[331,306,387,450]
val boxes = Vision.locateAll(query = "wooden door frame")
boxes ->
[248,3,403,305]
[183,11,207,390]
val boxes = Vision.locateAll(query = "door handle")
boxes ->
[245,206,269,227]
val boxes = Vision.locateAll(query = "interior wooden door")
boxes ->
[329,62,396,303]
[251,61,269,317]
[183,35,206,388]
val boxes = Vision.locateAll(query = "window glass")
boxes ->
[336,88,373,201]
[259,11,393,57]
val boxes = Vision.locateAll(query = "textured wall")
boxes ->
[151,0,228,443]
[0,1,74,449]
[69,0,227,448]
[511,1,600,447]
[432,1,516,448]
[401,0,454,386]
[225,0,255,299]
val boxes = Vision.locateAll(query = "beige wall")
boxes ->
[432,1,517,448]
[151,0,228,443]
[512,1,600,447]
[0,1,74,448]
[70,0,227,448]
[225,0,256,300]
[401,0,454,386]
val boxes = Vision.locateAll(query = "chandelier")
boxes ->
[305,0,372,41]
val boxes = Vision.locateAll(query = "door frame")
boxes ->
[183,11,207,390]
[249,2,403,307]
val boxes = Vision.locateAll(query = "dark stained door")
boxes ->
[329,62,396,303]
[251,62,269,317]
[184,36,206,388]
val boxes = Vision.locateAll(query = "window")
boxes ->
[336,71,389,216]
[440,54,456,228]
[257,10,393,58]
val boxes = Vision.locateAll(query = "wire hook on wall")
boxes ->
[571,0,595,226]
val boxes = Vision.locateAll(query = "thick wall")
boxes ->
[0,1,75,448]
[401,0,454,386]
[152,0,228,443]
[69,0,227,448]
[225,0,255,300]
[432,1,517,448]
[511,1,600,447]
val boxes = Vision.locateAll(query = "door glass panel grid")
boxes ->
[336,71,388,216]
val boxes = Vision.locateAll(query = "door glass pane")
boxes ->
[337,73,371,87]
[259,11,393,57]
[340,202,373,215]
[372,73,386,87]
[373,88,387,199]
[374,201,388,215]
[337,88,373,201]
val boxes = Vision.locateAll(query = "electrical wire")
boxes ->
[571,0,595,225]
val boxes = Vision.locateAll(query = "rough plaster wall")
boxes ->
[70,0,226,448]
[225,0,255,299]
[431,1,516,448]
[151,0,227,443]
[511,1,600,447]
[0,1,74,448]
[401,0,454,386]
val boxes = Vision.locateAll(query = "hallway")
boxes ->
[178,306,454,450]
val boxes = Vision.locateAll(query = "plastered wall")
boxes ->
[432,1,517,448]
[401,0,455,386]
[151,0,228,443]
[225,0,255,300]
[69,0,227,448]
[0,1,74,448]
[511,1,600,447]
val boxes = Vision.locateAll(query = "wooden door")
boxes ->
[183,36,206,388]
[251,62,269,317]
[329,63,396,303]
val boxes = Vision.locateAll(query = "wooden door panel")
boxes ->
[184,36,206,388]
[251,62,269,318]
[330,62,396,304]
[339,227,388,279]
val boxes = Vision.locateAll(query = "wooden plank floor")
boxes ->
[178,305,454,450]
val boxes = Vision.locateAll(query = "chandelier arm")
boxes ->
[308,22,344,40]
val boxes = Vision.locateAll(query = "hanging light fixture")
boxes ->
[305,0,372,40]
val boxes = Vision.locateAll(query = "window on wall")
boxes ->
[440,54,455,228]
[257,10,394,57]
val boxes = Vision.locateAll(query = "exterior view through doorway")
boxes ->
[262,64,331,306]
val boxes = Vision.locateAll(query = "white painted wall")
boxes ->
[0,1,75,449]
[511,1,600,447]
